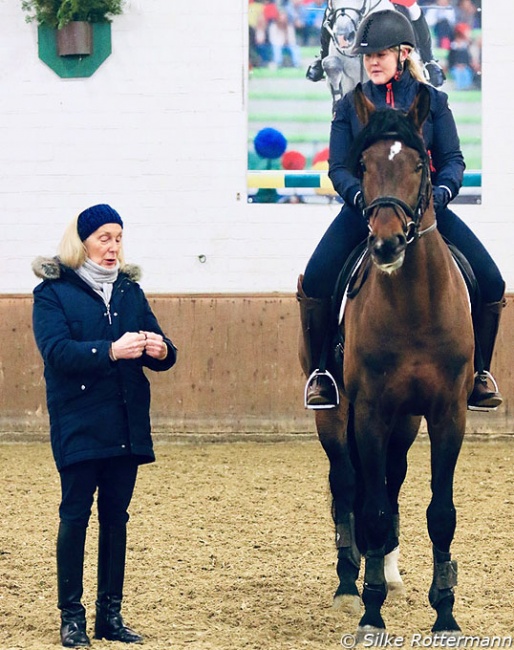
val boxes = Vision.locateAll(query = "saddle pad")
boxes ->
[336,241,477,326]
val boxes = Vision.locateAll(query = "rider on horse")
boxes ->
[298,9,505,412]
[306,0,446,87]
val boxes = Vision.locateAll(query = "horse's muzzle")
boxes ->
[369,234,407,273]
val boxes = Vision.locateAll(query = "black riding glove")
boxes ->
[425,61,446,88]
[433,186,451,215]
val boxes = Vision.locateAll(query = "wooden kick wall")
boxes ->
[0,294,512,441]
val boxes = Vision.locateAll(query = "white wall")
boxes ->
[0,0,512,294]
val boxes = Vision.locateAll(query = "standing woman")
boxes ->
[298,10,505,411]
[32,204,177,647]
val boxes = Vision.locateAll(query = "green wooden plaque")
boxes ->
[38,23,112,78]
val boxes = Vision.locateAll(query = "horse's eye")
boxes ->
[415,161,424,172]
[359,160,367,174]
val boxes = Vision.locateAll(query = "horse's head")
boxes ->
[350,83,433,273]
[329,1,369,53]
[333,11,359,50]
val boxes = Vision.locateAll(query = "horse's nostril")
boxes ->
[372,235,406,263]
[395,234,407,249]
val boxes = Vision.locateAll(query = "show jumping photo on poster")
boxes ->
[247,0,482,205]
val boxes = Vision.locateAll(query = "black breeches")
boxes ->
[438,207,504,303]
[302,204,504,304]
[59,456,139,528]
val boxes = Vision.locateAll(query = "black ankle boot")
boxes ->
[61,619,90,648]
[94,596,143,644]
[57,521,90,648]
[468,372,502,410]
[306,55,325,82]
[306,16,331,82]
[305,371,339,408]
[94,524,143,644]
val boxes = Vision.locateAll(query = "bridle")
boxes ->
[326,0,383,57]
[359,134,435,244]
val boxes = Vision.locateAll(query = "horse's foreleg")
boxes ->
[316,406,361,613]
[354,415,391,633]
[383,450,406,597]
[384,419,420,597]
[428,546,459,635]
[358,546,387,636]
[426,413,465,634]
[322,57,344,107]
[334,512,361,613]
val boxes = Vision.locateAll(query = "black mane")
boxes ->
[348,106,428,178]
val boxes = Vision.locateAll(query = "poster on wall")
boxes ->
[247,0,482,205]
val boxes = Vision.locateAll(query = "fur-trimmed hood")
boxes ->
[32,256,142,282]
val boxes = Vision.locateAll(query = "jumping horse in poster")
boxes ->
[317,0,393,106]
[299,85,474,637]
[308,0,445,108]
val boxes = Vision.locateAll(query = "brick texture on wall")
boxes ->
[0,1,513,296]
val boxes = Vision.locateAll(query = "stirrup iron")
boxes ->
[467,370,501,412]
[304,369,339,410]
[477,370,499,393]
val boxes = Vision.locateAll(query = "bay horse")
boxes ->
[303,84,474,637]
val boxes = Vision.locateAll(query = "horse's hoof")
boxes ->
[386,581,406,599]
[332,593,361,615]
[355,625,386,645]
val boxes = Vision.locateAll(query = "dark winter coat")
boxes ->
[32,257,177,471]
[329,70,466,207]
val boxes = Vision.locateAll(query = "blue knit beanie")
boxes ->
[77,204,124,241]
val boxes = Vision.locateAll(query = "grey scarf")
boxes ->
[75,258,119,306]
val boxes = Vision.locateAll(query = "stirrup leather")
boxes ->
[304,369,339,410]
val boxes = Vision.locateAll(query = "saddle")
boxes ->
[320,240,480,384]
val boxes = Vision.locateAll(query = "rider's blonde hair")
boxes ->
[399,45,426,84]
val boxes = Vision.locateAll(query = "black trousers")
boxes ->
[303,204,504,304]
[59,456,139,528]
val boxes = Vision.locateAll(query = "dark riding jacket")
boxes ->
[32,257,177,471]
[329,70,465,208]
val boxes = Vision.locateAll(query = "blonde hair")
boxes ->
[58,215,125,269]
[401,45,426,83]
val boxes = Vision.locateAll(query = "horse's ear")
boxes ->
[354,83,376,126]
[407,84,431,131]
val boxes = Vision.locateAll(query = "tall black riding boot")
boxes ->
[468,293,506,410]
[57,521,90,648]
[94,524,143,644]
[306,10,331,82]
[297,274,338,409]
[411,15,445,87]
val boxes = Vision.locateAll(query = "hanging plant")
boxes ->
[21,0,126,30]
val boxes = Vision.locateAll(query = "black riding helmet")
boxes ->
[352,9,416,55]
